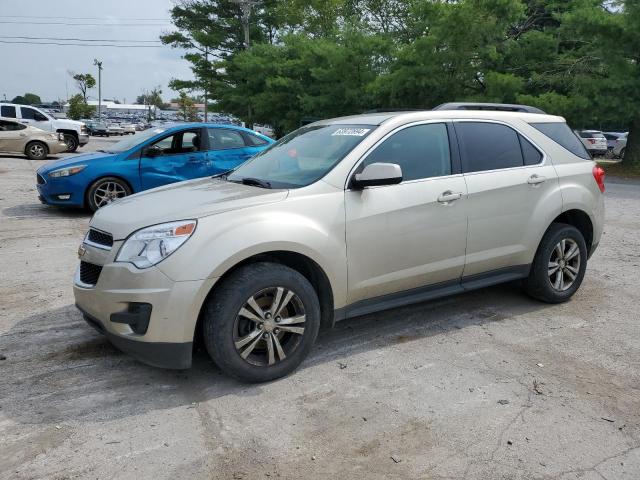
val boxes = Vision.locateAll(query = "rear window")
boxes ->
[530,122,591,160]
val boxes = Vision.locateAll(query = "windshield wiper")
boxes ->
[240,177,271,189]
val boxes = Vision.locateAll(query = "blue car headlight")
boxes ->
[49,165,87,178]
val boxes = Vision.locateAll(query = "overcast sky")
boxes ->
[0,0,193,104]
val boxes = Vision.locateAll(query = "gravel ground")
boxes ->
[1,138,639,479]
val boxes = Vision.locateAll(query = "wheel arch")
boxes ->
[24,139,48,156]
[550,209,594,255]
[56,128,79,138]
[193,250,335,350]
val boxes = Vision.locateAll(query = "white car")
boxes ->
[120,123,136,135]
[107,124,125,136]
[0,103,89,152]
[577,130,608,157]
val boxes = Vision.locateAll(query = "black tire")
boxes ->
[86,176,132,211]
[203,262,321,382]
[620,147,625,159]
[25,141,48,160]
[523,223,588,303]
[63,134,79,152]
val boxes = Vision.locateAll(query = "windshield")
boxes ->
[102,127,167,153]
[227,124,375,188]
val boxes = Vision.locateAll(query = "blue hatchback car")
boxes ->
[36,123,274,211]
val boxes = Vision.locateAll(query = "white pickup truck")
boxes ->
[0,103,89,152]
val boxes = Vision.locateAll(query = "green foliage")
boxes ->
[165,0,640,167]
[137,86,168,114]
[176,91,199,122]
[70,73,96,102]
[67,94,95,120]
[11,93,41,105]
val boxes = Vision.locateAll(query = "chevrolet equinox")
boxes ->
[74,104,605,382]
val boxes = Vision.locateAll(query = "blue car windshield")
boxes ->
[101,127,168,153]
[227,124,375,189]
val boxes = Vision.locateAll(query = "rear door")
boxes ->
[0,120,29,152]
[454,120,561,277]
[204,128,256,175]
[139,128,209,189]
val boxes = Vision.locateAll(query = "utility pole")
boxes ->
[94,59,103,119]
[231,0,259,129]
[203,48,209,122]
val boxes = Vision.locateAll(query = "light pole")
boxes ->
[94,59,103,119]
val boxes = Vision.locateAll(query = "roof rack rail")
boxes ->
[432,102,546,114]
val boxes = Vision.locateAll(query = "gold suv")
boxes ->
[73,104,605,382]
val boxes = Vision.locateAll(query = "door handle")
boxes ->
[437,191,463,203]
[19,133,27,137]
[527,174,547,185]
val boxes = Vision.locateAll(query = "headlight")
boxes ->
[49,133,58,140]
[49,165,87,178]
[58,133,65,141]
[115,220,197,269]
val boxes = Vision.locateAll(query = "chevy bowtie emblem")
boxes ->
[77,244,87,258]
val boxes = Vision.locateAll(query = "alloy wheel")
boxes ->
[548,238,581,291]
[29,144,45,158]
[93,181,127,208]
[233,287,306,367]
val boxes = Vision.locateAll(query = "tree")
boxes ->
[69,72,96,102]
[67,94,95,120]
[176,91,199,122]
[11,93,41,105]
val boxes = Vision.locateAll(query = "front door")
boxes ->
[0,119,28,152]
[454,121,562,276]
[139,128,209,189]
[204,128,256,175]
[345,122,468,303]
[18,106,52,131]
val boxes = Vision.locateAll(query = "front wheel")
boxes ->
[203,262,321,382]
[86,177,131,211]
[25,141,48,160]
[523,223,588,303]
[63,134,78,152]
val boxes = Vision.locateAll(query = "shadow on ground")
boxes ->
[2,202,90,219]
[0,282,551,425]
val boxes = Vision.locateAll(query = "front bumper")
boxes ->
[73,256,217,369]
[45,140,69,155]
[36,171,87,207]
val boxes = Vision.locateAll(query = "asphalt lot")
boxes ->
[1,137,639,479]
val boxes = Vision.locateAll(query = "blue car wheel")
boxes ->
[87,177,132,212]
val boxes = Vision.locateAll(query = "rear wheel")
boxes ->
[63,134,78,152]
[203,262,321,382]
[86,177,131,211]
[25,141,48,160]
[620,147,626,159]
[523,223,587,303]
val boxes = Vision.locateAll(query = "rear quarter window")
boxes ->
[530,122,591,160]
[1,105,17,118]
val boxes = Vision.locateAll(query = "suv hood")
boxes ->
[91,178,289,240]
[53,118,83,129]
[37,151,115,173]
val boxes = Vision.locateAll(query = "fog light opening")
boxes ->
[57,194,71,200]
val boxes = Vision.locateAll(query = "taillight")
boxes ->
[593,165,605,193]
[587,138,596,144]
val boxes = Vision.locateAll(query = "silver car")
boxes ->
[74,104,605,382]
[0,117,68,159]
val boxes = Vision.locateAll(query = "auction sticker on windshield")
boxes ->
[332,128,370,136]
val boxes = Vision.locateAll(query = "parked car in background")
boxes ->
[603,132,626,150]
[610,132,627,159]
[0,117,68,160]
[71,104,604,381]
[107,124,125,136]
[0,102,89,152]
[253,123,275,138]
[86,121,110,137]
[120,123,136,135]
[577,130,608,157]
[36,123,274,211]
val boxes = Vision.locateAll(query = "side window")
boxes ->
[363,123,451,181]
[519,135,543,165]
[207,128,246,150]
[456,122,523,173]
[147,134,178,156]
[530,122,590,160]
[1,105,17,118]
[0,120,26,131]
[181,131,202,152]
[33,110,48,121]
[244,132,269,147]
[21,107,38,120]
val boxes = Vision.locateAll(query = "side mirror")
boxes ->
[351,162,403,189]
[145,145,162,157]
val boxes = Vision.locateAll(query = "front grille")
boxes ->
[87,228,113,248]
[37,173,46,185]
[80,261,103,286]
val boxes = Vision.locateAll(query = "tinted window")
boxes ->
[456,122,523,173]
[208,128,245,150]
[530,122,590,159]
[519,135,543,165]
[245,132,269,146]
[363,123,451,181]
[0,119,26,131]
[1,105,17,118]
[21,107,47,121]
